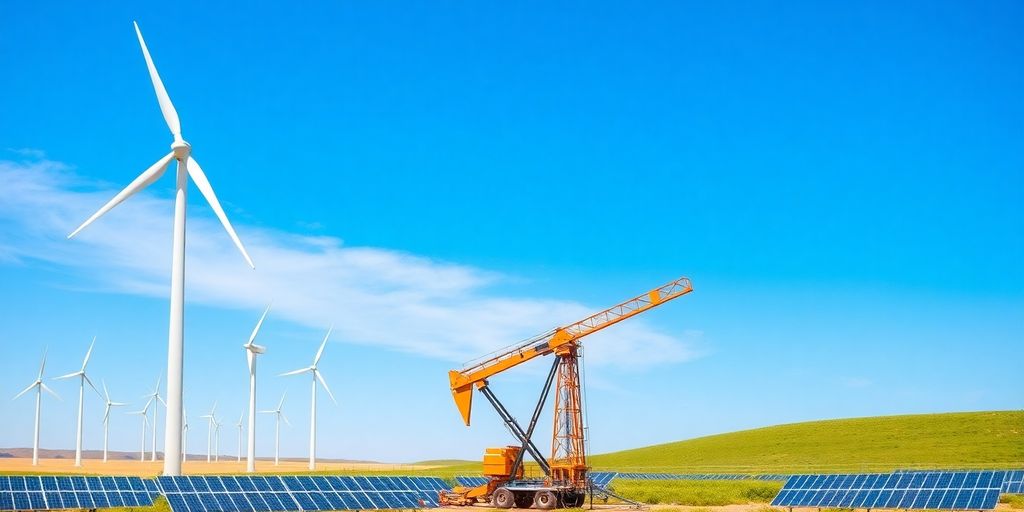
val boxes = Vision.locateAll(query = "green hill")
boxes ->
[590,410,1023,473]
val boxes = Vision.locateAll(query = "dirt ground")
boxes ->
[0,457,439,475]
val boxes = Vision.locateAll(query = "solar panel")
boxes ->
[612,472,788,481]
[0,476,160,511]
[1003,470,1024,494]
[771,471,1007,510]
[157,475,450,512]
[454,476,488,487]
[590,472,617,486]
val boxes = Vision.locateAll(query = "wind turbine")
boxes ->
[143,377,166,462]
[13,349,61,466]
[181,406,189,463]
[281,327,336,470]
[66,21,255,477]
[127,405,151,462]
[101,380,126,463]
[200,402,217,463]
[213,417,223,463]
[260,392,290,466]
[55,337,103,467]
[235,411,245,462]
[243,305,270,472]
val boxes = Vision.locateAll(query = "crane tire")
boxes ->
[493,488,515,509]
[534,491,557,510]
[514,492,535,508]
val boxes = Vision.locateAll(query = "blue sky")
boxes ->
[0,1,1021,464]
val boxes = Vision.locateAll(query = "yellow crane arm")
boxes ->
[448,276,693,425]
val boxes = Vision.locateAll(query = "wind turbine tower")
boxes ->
[281,328,336,470]
[13,349,60,466]
[66,21,255,476]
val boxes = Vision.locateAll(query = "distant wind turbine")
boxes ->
[200,402,217,463]
[213,417,223,463]
[66,21,255,476]
[13,348,61,466]
[181,406,189,463]
[127,405,151,462]
[281,327,336,470]
[143,377,166,462]
[260,392,290,466]
[235,411,246,462]
[55,337,103,467]
[243,305,270,472]
[101,380,126,463]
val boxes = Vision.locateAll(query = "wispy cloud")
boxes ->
[0,157,699,369]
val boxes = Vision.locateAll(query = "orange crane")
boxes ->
[441,276,693,509]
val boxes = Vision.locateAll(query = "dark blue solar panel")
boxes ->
[772,470,1007,510]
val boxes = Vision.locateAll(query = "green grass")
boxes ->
[591,410,1024,473]
[611,480,782,506]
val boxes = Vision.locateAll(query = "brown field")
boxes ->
[0,457,440,476]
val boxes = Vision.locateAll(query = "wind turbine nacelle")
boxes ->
[171,139,191,159]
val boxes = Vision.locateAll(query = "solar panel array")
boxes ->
[771,471,1007,510]
[157,476,448,512]
[1004,471,1024,494]
[453,476,488,488]
[157,473,446,509]
[614,472,789,481]
[589,472,617,486]
[0,476,159,511]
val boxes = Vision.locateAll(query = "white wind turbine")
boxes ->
[101,380,127,463]
[181,407,189,463]
[55,337,103,467]
[127,405,151,462]
[200,402,217,463]
[143,377,166,462]
[260,392,290,466]
[243,305,270,472]
[13,349,61,466]
[66,21,254,477]
[213,417,223,463]
[234,411,245,462]
[280,328,336,470]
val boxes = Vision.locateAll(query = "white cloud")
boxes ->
[0,157,699,369]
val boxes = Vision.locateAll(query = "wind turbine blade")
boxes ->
[314,370,336,404]
[83,374,103,399]
[103,379,111,402]
[186,156,255,269]
[281,412,291,427]
[314,326,332,366]
[133,21,181,137]
[157,395,167,407]
[258,410,275,414]
[279,367,311,377]
[111,402,127,407]
[55,371,81,380]
[277,391,287,409]
[67,152,175,239]
[13,382,36,400]
[247,305,271,347]
[82,336,96,370]
[37,348,47,380]
[40,383,61,401]
[103,405,111,423]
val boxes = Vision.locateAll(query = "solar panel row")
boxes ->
[157,475,449,512]
[614,472,788,481]
[771,471,1007,510]
[1002,470,1023,494]
[0,476,159,512]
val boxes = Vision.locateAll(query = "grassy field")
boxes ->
[590,410,1024,473]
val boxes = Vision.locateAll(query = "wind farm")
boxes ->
[1,4,1021,512]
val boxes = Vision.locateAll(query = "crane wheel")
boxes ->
[514,492,535,508]
[533,491,557,510]
[493,488,515,509]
